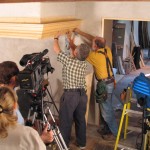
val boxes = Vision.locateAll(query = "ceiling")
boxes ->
[0,0,149,3]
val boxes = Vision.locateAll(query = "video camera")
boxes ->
[18,49,54,94]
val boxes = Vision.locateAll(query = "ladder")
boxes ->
[114,86,143,150]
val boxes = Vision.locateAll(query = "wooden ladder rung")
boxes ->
[131,98,137,103]
[118,144,138,150]
[127,125,142,133]
[125,109,142,117]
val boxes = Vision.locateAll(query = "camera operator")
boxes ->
[0,61,24,125]
[0,86,47,150]
[0,61,54,145]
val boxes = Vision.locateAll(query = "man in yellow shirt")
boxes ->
[74,29,118,141]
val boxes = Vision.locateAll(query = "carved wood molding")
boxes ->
[0,17,82,39]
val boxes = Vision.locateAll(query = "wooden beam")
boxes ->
[0,17,78,24]
[0,17,82,39]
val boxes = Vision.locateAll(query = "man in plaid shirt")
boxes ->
[53,34,90,150]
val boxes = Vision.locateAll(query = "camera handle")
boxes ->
[43,108,68,150]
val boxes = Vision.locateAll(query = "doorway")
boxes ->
[102,18,150,75]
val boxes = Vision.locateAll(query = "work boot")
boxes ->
[97,124,111,135]
[76,143,86,150]
[102,134,116,141]
[97,128,111,135]
[78,146,86,150]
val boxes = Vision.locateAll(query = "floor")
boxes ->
[47,58,150,150]
[47,123,116,150]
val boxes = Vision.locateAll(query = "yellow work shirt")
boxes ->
[86,46,113,80]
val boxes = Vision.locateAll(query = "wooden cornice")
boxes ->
[0,17,82,39]
[0,0,149,3]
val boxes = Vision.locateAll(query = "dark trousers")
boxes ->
[59,89,87,147]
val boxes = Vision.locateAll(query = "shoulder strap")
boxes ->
[98,48,114,78]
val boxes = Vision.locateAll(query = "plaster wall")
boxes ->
[76,2,150,36]
[40,2,76,17]
[0,3,40,17]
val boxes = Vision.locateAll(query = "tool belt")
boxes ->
[95,80,107,103]
[98,77,114,84]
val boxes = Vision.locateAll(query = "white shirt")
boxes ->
[0,124,46,150]
[15,108,25,125]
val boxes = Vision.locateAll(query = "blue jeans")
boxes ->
[99,82,118,136]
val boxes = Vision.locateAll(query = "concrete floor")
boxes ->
[47,123,116,150]
[69,124,116,150]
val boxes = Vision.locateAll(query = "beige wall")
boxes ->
[0,3,40,17]
[41,2,76,17]
[76,2,150,35]
[0,1,150,124]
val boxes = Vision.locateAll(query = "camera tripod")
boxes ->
[140,106,150,150]
[25,86,68,150]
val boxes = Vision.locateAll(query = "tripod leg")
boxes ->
[46,88,59,113]
[45,107,68,150]
[32,112,37,124]
[25,107,33,126]
[27,107,32,120]
[52,129,64,150]
[54,126,68,150]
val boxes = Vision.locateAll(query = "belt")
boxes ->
[64,88,85,92]
[98,77,114,84]
[64,88,86,96]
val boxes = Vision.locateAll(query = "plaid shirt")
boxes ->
[57,52,87,90]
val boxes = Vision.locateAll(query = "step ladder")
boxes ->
[114,86,143,150]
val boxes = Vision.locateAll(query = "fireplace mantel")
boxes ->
[0,17,82,39]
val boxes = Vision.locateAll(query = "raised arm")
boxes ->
[53,35,61,54]
[66,31,77,57]
[74,28,95,42]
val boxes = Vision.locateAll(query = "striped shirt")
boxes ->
[57,52,87,90]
